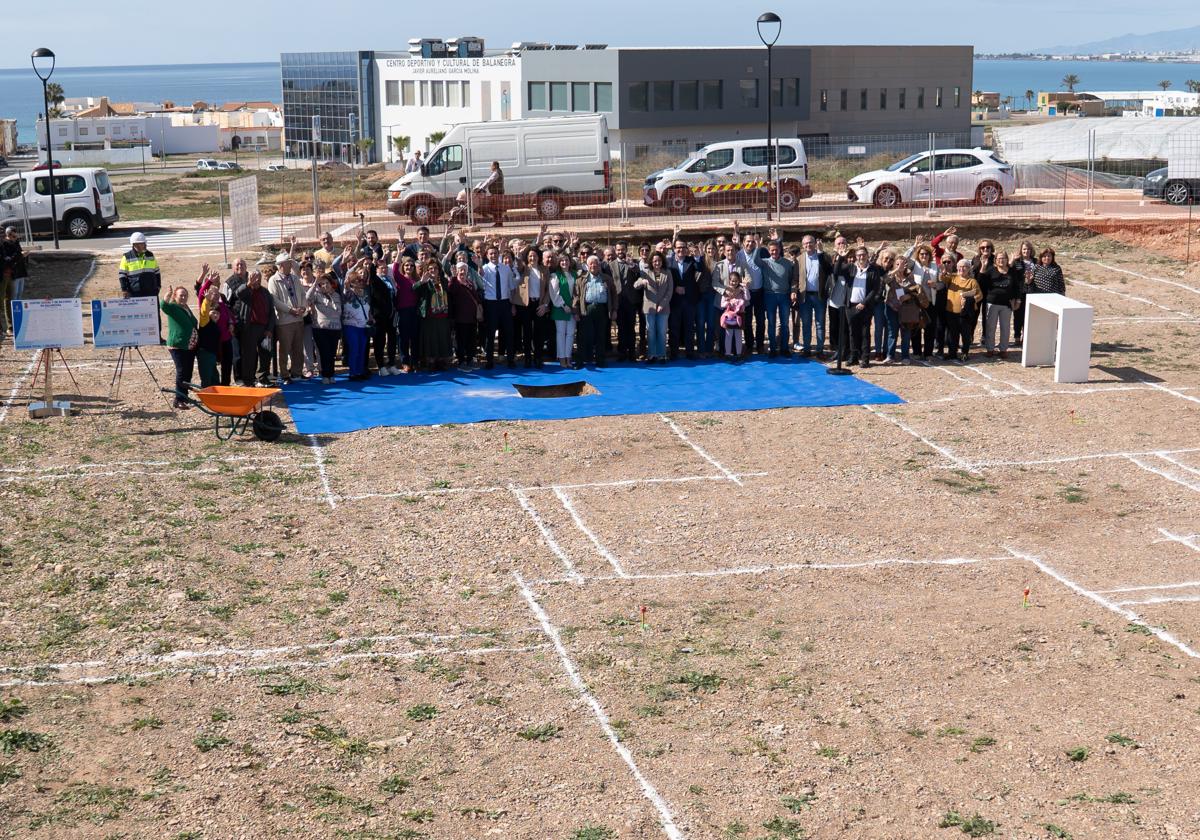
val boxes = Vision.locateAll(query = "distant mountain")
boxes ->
[1037,24,1200,54]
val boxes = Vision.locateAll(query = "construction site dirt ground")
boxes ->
[1,229,1199,840]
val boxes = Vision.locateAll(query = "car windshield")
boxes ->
[886,153,927,172]
[676,156,700,171]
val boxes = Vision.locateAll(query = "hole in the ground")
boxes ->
[512,381,600,399]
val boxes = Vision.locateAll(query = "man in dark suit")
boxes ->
[836,245,885,368]
[606,243,642,362]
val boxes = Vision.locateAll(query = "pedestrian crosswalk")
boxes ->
[124,225,296,253]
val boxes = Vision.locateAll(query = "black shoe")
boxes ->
[861,361,871,368]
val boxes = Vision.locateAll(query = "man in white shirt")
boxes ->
[793,235,833,358]
[480,246,516,368]
[405,149,423,174]
[735,233,767,354]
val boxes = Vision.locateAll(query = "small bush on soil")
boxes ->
[762,816,807,838]
[571,827,616,840]
[518,723,562,742]
[406,704,438,722]
[0,698,28,722]
[306,723,372,756]
[379,774,411,795]
[1044,825,1072,839]
[782,791,817,811]
[674,671,722,693]
[1065,746,1089,762]
[0,729,51,754]
[1105,733,1137,748]
[939,811,997,836]
[192,732,230,753]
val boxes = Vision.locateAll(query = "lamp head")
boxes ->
[31,47,56,82]
[756,12,782,47]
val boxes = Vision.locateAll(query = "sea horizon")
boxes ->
[3,57,1199,148]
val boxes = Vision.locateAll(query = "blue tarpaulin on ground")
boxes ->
[282,359,904,434]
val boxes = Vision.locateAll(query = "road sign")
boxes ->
[228,175,261,249]
[312,115,321,144]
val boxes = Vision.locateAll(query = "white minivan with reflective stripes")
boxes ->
[643,139,811,214]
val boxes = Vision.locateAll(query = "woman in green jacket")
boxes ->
[160,284,198,409]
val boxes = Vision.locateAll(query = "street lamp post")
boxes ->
[756,12,781,222]
[349,112,357,217]
[31,47,59,250]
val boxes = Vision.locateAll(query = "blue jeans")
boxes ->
[646,311,668,359]
[884,306,901,359]
[798,291,825,353]
[345,325,369,377]
[764,291,790,353]
[872,301,887,355]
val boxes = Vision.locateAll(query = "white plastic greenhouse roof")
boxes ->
[992,117,1200,164]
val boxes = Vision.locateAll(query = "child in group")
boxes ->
[720,270,748,361]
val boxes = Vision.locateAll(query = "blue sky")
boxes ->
[7,0,1199,66]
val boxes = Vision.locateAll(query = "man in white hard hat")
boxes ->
[119,232,163,338]
[267,251,306,384]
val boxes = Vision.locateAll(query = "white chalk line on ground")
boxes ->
[553,486,629,578]
[906,383,1166,407]
[340,472,769,502]
[659,413,743,485]
[1098,580,1200,595]
[1069,277,1199,320]
[1078,257,1200,297]
[951,360,1033,395]
[1158,528,1200,553]
[307,433,336,510]
[963,446,1200,470]
[1094,316,1200,324]
[0,462,311,485]
[1125,454,1200,494]
[0,642,550,689]
[1004,546,1199,660]
[1115,594,1200,607]
[528,555,1008,587]
[514,571,685,840]
[0,258,97,424]
[511,486,583,583]
[862,404,981,474]
[0,628,542,676]
[916,359,1008,395]
[0,453,297,474]
[1157,452,1200,477]
[1144,380,1200,407]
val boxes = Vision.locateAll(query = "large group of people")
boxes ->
[88,221,1076,409]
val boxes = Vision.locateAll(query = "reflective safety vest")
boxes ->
[119,248,161,296]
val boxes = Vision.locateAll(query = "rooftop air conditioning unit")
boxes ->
[448,36,485,57]
[408,37,446,58]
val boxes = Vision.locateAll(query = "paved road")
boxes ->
[24,189,1196,256]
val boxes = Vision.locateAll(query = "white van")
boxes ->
[644,139,811,214]
[0,167,119,239]
[387,114,611,224]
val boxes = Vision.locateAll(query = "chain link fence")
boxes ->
[259,127,1199,266]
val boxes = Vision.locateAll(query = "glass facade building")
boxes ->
[281,51,378,163]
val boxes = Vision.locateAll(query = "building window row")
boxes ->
[629,79,726,112]
[386,79,471,108]
[817,86,960,112]
[527,81,613,113]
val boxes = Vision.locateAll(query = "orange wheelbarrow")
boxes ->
[165,384,286,442]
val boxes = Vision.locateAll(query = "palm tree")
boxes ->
[1158,80,1172,91]
[355,138,374,164]
[44,81,65,117]
[391,134,410,161]
[427,131,446,149]
[1062,74,1080,93]
[1024,89,1035,110]
[1187,80,1200,93]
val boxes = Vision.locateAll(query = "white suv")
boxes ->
[645,139,812,214]
[847,149,1015,208]
[195,159,221,170]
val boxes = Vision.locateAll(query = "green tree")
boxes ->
[1024,88,1035,109]
[1158,79,1172,91]
[354,137,374,164]
[391,134,410,161]
[44,81,65,117]
[1061,74,1080,93]
[1187,79,1200,93]
[427,131,446,147]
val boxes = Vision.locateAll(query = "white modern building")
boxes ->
[282,38,973,164]
[1083,90,1200,117]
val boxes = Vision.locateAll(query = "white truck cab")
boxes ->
[0,167,119,239]
[644,139,811,214]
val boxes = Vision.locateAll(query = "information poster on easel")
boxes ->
[11,299,85,350]
[91,297,161,348]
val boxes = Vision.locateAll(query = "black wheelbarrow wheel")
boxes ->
[251,410,284,442]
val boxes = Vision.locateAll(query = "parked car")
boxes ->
[386,114,611,224]
[216,161,242,171]
[319,160,351,171]
[266,162,287,172]
[644,139,812,214]
[195,159,221,170]
[0,167,119,239]
[847,149,1015,208]
[1143,167,1199,205]
[32,160,62,171]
